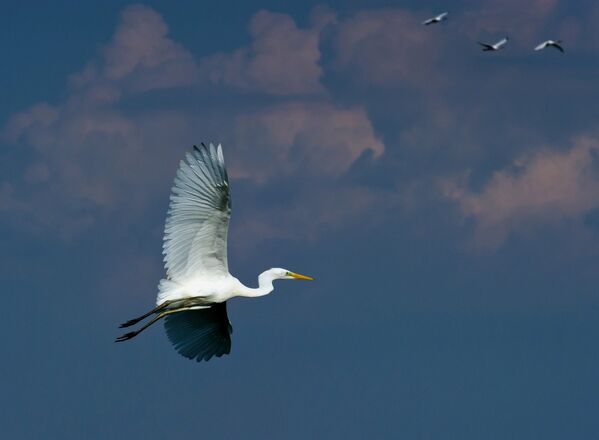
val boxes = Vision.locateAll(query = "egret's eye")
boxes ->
[285,271,291,276]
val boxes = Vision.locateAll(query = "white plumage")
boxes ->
[478,37,509,51]
[116,143,314,362]
[422,12,448,26]
[158,144,232,304]
[534,40,564,53]
[163,144,230,280]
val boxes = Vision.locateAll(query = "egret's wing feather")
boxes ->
[535,42,546,51]
[163,143,231,280]
[164,302,232,362]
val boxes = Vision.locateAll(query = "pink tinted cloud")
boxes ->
[442,136,599,248]
[70,4,198,94]
[332,9,442,88]
[5,102,59,142]
[2,103,199,237]
[1,4,207,237]
[3,5,388,244]
[231,101,384,179]
[200,9,333,95]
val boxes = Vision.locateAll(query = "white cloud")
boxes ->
[199,9,334,95]
[231,101,384,179]
[443,136,599,248]
[70,4,198,94]
[2,5,386,243]
[332,9,442,88]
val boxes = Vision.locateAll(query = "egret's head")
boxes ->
[269,268,314,281]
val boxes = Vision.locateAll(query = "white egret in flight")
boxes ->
[478,37,509,51]
[534,39,564,53]
[422,12,448,26]
[115,143,314,361]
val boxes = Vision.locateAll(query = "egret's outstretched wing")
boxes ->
[496,38,508,47]
[163,143,231,280]
[164,302,233,361]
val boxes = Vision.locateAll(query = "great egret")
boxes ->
[534,40,564,53]
[422,12,448,26]
[115,143,314,361]
[478,37,509,51]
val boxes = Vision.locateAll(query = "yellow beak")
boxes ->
[289,272,314,281]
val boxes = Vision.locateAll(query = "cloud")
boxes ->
[2,96,198,237]
[5,103,59,142]
[231,101,384,179]
[199,9,334,95]
[70,4,198,94]
[331,9,443,88]
[442,136,599,248]
[2,1,201,235]
[1,5,386,243]
[103,5,194,81]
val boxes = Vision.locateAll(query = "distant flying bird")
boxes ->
[534,39,564,53]
[422,12,448,25]
[115,143,314,361]
[478,37,509,51]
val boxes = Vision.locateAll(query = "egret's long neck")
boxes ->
[237,271,276,298]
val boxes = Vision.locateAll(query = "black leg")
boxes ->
[115,307,190,342]
[118,300,176,328]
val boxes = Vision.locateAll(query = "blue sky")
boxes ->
[2,1,599,438]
